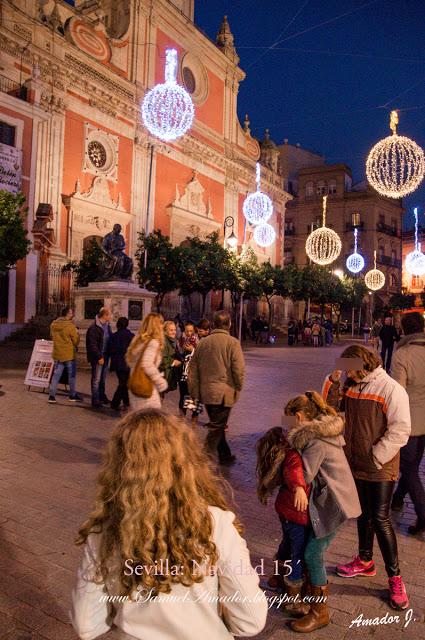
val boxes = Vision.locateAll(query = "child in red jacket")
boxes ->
[256,426,310,615]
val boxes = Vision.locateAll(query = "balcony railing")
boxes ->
[377,254,402,268]
[0,74,27,101]
[376,222,401,238]
[345,221,364,231]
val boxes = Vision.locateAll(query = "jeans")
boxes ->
[304,530,336,586]
[393,435,425,520]
[277,518,309,582]
[111,370,130,409]
[49,360,76,397]
[355,479,399,576]
[204,403,232,462]
[90,359,108,405]
[381,343,394,372]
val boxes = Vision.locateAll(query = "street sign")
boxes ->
[24,340,54,389]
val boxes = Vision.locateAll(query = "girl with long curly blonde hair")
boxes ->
[71,410,267,640]
[126,312,167,410]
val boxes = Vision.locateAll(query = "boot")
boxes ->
[267,561,287,591]
[284,579,310,618]
[291,584,329,632]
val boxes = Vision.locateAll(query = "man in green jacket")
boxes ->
[188,310,245,465]
[48,307,82,404]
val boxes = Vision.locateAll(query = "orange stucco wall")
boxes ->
[62,110,133,252]
[154,153,224,235]
[155,29,224,137]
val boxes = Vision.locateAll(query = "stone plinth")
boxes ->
[74,281,156,364]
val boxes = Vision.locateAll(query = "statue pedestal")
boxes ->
[74,281,156,364]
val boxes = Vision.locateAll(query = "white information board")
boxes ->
[24,340,54,389]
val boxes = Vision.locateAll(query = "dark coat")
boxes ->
[287,414,361,539]
[380,325,398,346]
[160,336,182,391]
[108,328,134,372]
[86,318,112,364]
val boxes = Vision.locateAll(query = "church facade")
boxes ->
[0,0,289,334]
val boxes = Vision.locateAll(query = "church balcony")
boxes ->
[0,74,28,101]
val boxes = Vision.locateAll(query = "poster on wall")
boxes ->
[24,340,54,389]
[0,143,22,193]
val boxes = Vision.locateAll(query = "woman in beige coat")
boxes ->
[126,313,167,410]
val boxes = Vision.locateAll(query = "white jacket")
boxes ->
[70,507,268,640]
[391,332,425,436]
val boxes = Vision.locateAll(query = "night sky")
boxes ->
[195,0,425,230]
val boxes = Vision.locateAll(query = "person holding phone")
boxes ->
[322,345,411,611]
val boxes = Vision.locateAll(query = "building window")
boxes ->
[412,276,419,288]
[0,121,15,146]
[379,213,385,225]
[391,218,397,233]
[317,181,327,196]
[182,67,196,94]
[305,181,314,197]
[390,274,397,288]
[391,249,397,264]
[378,245,385,260]
[352,212,361,227]
[328,179,337,195]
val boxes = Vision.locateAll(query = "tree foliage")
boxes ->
[63,237,103,287]
[388,292,416,310]
[0,190,31,273]
[135,230,182,313]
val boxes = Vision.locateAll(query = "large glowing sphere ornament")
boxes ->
[366,110,425,198]
[365,251,385,291]
[141,49,194,142]
[305,196,341,265]
[254,222,276,247]
[346,228,365,274]
[405,207,425,276]
[243,163,273,225]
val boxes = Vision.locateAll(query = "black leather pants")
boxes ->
[355,479,399,577]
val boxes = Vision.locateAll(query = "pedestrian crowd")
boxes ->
[287,318,334,347]
[44,305,424,638]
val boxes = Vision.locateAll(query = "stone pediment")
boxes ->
[73,176,125,211]
[167,172,220,246]
[171,172,213,219]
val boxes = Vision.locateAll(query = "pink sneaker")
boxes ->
[336,555,376,578]
[389,576,409,610]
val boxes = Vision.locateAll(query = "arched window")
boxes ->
[305,181,314,198]
[391,249,397,264]
[316,181,327,196]
[378,245,385,260]
[390,273,397,288]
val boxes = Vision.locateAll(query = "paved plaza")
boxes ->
[0,338,424,640]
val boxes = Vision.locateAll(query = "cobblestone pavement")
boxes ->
[0,338,424,640]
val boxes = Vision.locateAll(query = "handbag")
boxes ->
[128,342,153,398]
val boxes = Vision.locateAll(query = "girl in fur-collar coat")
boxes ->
[284,391,361,633]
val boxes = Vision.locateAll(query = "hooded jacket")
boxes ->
[323,366,411,481]
[391,332,425,436]
[287,414,361,539]
[50,317,79,362]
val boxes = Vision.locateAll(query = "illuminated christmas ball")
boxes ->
[405,249,425,276]
[306,227,342,266]
[366,111,424,198]
[142,49,194,142]
[254,223,276,247]
[346,252,365,274]
[365,268,385,291]
[243,191,273,225]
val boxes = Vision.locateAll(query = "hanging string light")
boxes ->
[305,196,341,265]
[254,222,276,247]
[365,250,385,291]
[346,228,365,273]
[366,110,425,198]
[405,207,425,276]
[243,163,273,225]
[141,49,194,142]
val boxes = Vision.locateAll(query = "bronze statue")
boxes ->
[97,224,133,281]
